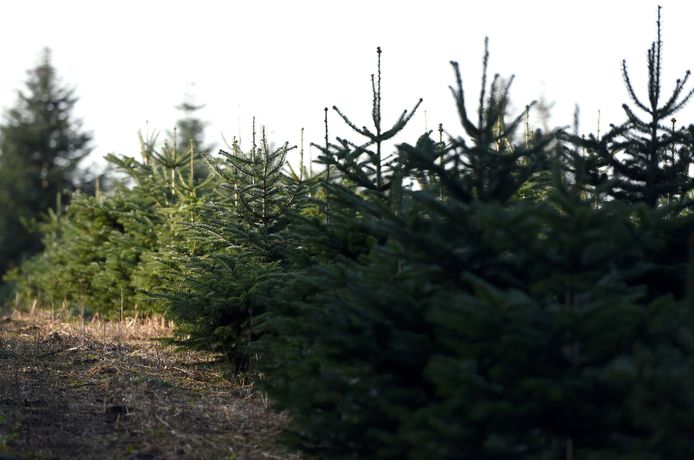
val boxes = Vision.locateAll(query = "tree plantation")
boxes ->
[3,7,694,459]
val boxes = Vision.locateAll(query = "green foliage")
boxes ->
[171,96,214,157]
[0,48,92,280]
[319,46,422,196]
[10,134,213,316]
[157,126,306,370]
[168,95,213,180]
[565,6,694,208]
[400,39,553,207]
[256,37,694,459]
[561,10,694,301]
[12,10,694,459]
[8,179,158,315]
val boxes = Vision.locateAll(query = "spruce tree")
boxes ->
[567,6,694,208]
[563,6,694,301]
[169,93,214,186]
[258,36,694,459]
[400,38,552,206]
[171,96,213,156]
[159,126,304,370]
[0,48,91,278]
[319,46,422,197]
[10,132,214,316]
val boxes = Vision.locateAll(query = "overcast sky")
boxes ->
[1,0,693,171]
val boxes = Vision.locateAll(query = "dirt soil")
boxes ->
[0,309,301,460]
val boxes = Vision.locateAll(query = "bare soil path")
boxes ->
[0,310,300,460]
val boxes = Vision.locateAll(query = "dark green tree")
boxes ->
[563,6,694,301]
[0,48,92,279]
[319,46,422,197]
[400,38,552,206]
[9,132,214,316]
[567,6,694,208]
[158,125,304,370]
[257,36,694,459]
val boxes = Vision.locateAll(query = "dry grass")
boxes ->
[0,308,302,460]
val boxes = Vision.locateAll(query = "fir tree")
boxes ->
[160,126,303,370]
[258,36,694,459]
[318,46,422,196]
[10,132,214,316]
[10,9,694,458]
[400,38,553,206]
[171,96,213,157]
[567,6,694,208]
[0,48,92,279]
[169,93,214,183]
[562,6,694,301]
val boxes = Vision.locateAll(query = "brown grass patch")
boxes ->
[0,308,301,460]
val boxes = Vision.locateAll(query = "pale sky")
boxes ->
[1,0,693,172]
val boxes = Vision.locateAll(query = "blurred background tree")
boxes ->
[171,95,213,157]
[0,48,92,284]
[167,91,213,180]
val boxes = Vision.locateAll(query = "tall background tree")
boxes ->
[0,48,92,282]
[165,92,213,180]
[169,91,213,155]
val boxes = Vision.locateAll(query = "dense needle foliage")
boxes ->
[8,8,694,459]
[0,48,92,285]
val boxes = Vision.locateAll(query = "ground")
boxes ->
[0,309,302,460]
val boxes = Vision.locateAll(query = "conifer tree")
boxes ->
[568,6,694,208]
[258,36,694,459]
[201,125,300,253]
[169,94,214,183]
[10,132,214,316]
[171,96,213,157]
[0,48,92,278]
[563,6,694,301]
[318,47,422,197]
[9,10,694,458]
[159,126,303,370]
[102,134,213,315]
[399,38,553,206]
[290,47,425,269]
